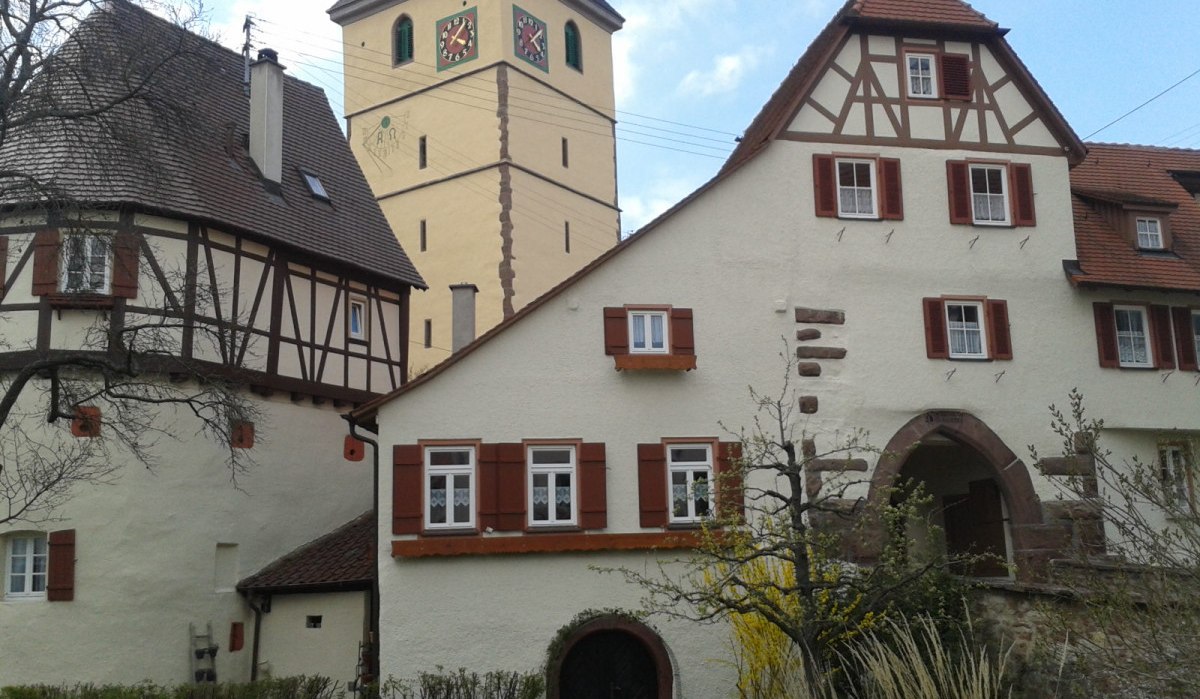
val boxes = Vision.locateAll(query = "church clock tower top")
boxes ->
[329,0,624,32]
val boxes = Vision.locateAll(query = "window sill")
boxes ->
[393,531,706,558]
[970,221,1013,228]
[526,525,583,534]
[420,527,479,537]
[47,293,114,309]
[347,337,369,346]
[614,354,696,371]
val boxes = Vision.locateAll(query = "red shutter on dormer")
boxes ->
[986,300,1013,360]
[922,298,949,359]
[637,443,667,528]
[670,308,694,356]
[940,54,971,100]
[1093,303,1119,368]
[813,154,837,218]
[1149,305,1175,370]
[1010,164,1036,227]
[495,443,525,531]
[111,232,139,298]
[946,161,972,225]
[32,229,61,296]
[878,158,903,220]
[603,307,628,355]
[1172,307,1198,371]
[0,236,9,296]
[477,443,499,530]
[47,529,75,602]
[716,441,745,521]
[392,445,423,535]
[579,442,607,530]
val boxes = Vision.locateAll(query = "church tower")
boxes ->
[330,0,624,369]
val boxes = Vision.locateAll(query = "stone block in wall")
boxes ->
[795,307,844,324]
[796,346,846,359]
[801,439,816,459]
[796,329,822,341]
[1012,523,1073,552]
[1037,455,1096,477]
[1043,499,1102,522]
[806,470,823,499]
[797,362,822,377]
[1013,549,1059,583]
[808,457,869,472]
[799,396,819,414]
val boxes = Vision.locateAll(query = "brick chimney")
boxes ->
[449,283,479,352]
[249,48,285,185]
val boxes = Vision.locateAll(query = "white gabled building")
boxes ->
[0,1,422,686]
[348,0,1195,694]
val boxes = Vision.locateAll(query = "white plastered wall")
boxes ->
[257,591,369,684]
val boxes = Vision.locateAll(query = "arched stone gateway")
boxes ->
[864,411,1064,581]
[547,615,673,699]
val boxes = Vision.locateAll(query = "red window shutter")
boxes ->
[579,442,608,530]
[878,158,903,220]
[1010,164,1036,227]
[32,229,61,296]
[231,421,255,449]
[1093,303,1119,368]
[229,622,245,652]
[344,435,365,462]
[495,443,525,531]
[111,232,139,298]
[1149,304,1175,370]
[0,236,8,295]
[813,154,836,218]
[922,298,949,359]
[946,161,971,224]
[670,308,694,356]
[637,443,667,528]
[477,444,499,530]
[716,441,745,521]
[986,299,1013,360]
[47,529,75,602]
[603,307,628,355]
[392,445,423,535]
[1172,307,1198,371]
[71,406,101,437]
[940,54,971,100]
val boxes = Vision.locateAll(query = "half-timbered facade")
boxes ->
[347,0,1192,694]
[0,1,421,685]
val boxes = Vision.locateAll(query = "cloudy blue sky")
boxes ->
[202,0,1200,233]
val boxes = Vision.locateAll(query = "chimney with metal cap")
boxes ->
[449,283,479,352]
[249,48,285,185]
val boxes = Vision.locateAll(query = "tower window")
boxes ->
[564,22,582,71]
[424,319,432,348]
[418,136,427,169]
[564,222,570,253]
[420,219,427,252]
[394,16,414,65]
[562,137,569,168]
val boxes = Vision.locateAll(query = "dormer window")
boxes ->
[629,310,668,354]
[1136,217,1163,249]
[906,53,937,98]
[301,171,330,201]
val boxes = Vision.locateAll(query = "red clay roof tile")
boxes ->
[238,511,374,593]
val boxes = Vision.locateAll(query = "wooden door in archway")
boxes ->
[559,629,659,698]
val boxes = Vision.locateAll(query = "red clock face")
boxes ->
[512,6,548,71]
[437,8,478,71]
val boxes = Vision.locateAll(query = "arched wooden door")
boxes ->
[549,616,673,699]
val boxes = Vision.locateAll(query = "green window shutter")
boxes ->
[565,22,581,69]
[395,18,413,64]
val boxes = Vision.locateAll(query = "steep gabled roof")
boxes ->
[238,511,374,594]
[720,0,1084,177]
[0,0,423,289]
[1068,144,1200,293]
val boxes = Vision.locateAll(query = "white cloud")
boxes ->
[678,48,760,97]
[620,175,706,234]
[612,0,731,107]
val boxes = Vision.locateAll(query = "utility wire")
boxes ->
[1084,65,1200,140]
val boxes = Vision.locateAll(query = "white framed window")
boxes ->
[528,445,576,526]
[1136,217,1163,249]
[6,534,48,599]
[945,301,987,359]
[1114,305,1152,368]
[668,444,713,524]
[629,310,668,354]
[425,446,475,529]
[836,158,877,218]
[970,164,1009,225]
[61,235,110,294]
[1159,444,1194,511]
[907,53,937,98]
[348,296,368,341]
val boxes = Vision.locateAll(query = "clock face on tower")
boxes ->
[512,6,548,72]
[436,8,478,71]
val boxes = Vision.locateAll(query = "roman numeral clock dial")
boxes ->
[513,6,548,72]
[436,8,478,71]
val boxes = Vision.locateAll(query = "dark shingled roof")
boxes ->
[0,0,423,289]
[1068,144,1200,293]
[238,511,374,594]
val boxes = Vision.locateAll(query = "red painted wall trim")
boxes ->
[391,531,708,558]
